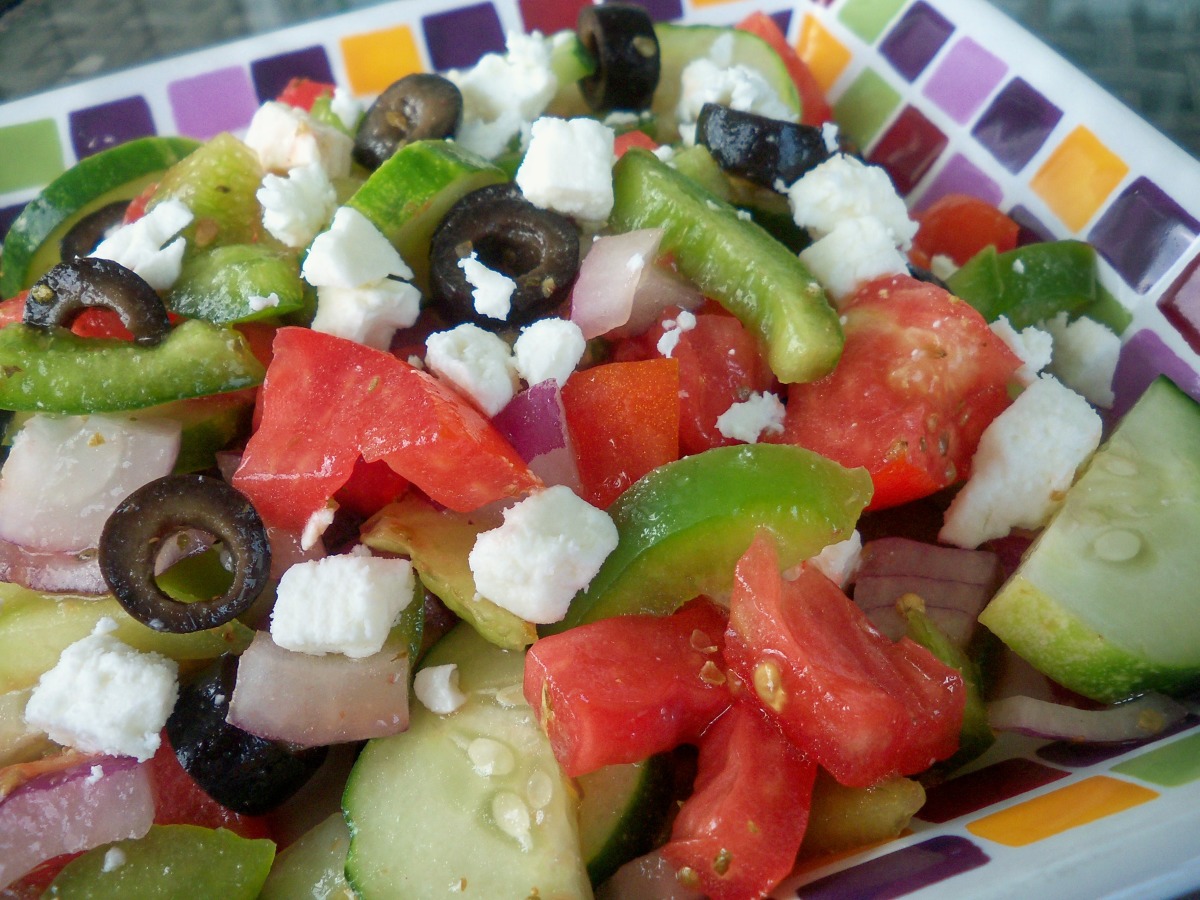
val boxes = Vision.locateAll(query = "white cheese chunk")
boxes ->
[806,530,862,588]
[714,391,786,444]
[311,279,422,351]
[798,217,909,303]
[270,554,415,658]
[513,318,586,387]
[413,664,467,715]
[300,502,338,552]
[990,316,1053,387]
[787,155,917,250]
[257,161,337,249]
[516,117,616,222]
[1043,312,1120,408]
[330,87,363,132]
[468,485,618,624]
[24,619,178,761]
[656,309,697,358]
[302,206,412,288]
[90,197,193,291]
[458,251,516,321]
[243,100,353,178]
[425,323,519,417]
[676,51,795,146]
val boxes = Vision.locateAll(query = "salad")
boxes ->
[0,3,1197,898]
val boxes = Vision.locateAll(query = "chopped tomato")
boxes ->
[233,327,540,532]
[334,456,410,518]
[614,305,776,456]
[124,182,156,224]
[147,735,272,839]
[561,357,680,508]
[0,292,134,339]
[2,853,82,898]
[724,532,965,788]
[911,193,1020,269]
[660,703,817,900]
[523,598,731,777]
[275,76,336,111]
[777,275,1021,510]
[613,129,659,158]
[736,12,834,126]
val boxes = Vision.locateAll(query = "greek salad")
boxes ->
[0,4,1198,898]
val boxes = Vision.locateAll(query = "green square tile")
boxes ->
[1113,732,1200,788]
[833,68,901,149]
[0,119,65,194]
[838,0,908,43]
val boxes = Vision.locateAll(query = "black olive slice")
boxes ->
[24,257,171,346]
[167,656,327,815]
[909,263,950,291]
[695,103,834,190]
[60,200,130,261]
[353,73,463,171]
[99,474,271,634]
[428,182,580,329]
[577,3,660,112]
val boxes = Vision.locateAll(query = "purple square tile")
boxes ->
[1159,253,1200,357]
[1088,177,1200,294]
[1008,204,1055,246]
[972,78,1062,174]
[797,836,990,898]
[423,3,505,71]
[250,46,334,105]
[769,10,792,36]
[867,105,948,196]
[622,0,683,22]
[169,66,260,141]
[879,1,954,82]
[1111,328,1200,420]
[69,96,155,160]
[923,36,1006,124]
[913,153,1003,213]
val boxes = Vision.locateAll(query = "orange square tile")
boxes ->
[966,776,1157,847]
[341,25,424,97]
[798,13,852,95]
[1031,125,1129,232]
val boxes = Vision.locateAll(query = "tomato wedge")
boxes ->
[911,193,1020,269]
[233,327,540,532]
[724,532,965,788]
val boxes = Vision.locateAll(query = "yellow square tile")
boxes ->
[798,13,852,95]
[1031,125,1129,232]
[341,25,424,97]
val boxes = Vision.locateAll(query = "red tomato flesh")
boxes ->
[911,193,1020,269]
[613,130,660,158]
[147,735,273,838]
[724,532,965,788]
[275,77,336,111]
[778,275,1021,510]
[523,598,731,778]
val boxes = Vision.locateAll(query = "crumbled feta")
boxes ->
[676,52,795,146]
[468,485,618,624]
[302,206,412,288]
[90,197,193,291]
[714,391,786,443]
[270,554,415,658]
[516,117,616,222]
[330,87,363,132]
[414,664,467,715]
[657,309,697,358]
[929,253,960,282]
[458,251,516,321]
[425,323,520,417]
[1043,312,1120,408]
[300,501,338,552]
[448,31,558,159]
[798,217,909,303]
[311,278,422,351]
[513,318,586,387]
[940,375,1102,548]
[821,121,841,154]
[102,847,127,873]
[243,100,353,178]
[807,530,862,588]
[257,161,337,248]
[787,155,917,250]
[990,316,1053,386]
[24,619,178,762]
[653,144,676,164]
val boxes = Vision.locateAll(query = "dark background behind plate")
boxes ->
[0,0,1196,158]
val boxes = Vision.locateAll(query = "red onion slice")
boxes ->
[987,693,1189,743]
[227,631,410,748]
[0,755,153,889]
[616,261,705,339]
[492,381,582,492]
[569,229,664,340]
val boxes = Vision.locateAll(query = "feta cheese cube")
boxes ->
[798,217,909,303]
[676,55,795,146]
[989,316,1053,386]
[90,197,193,291]
[300,502,338,552]
[24,619,179,761]
[311,279,422,351]
[513,318,586,387]
[413,664,467,715]
[1043,312,1120,408]
[330,87,363,132]
[270,554,415,658]
[516,117,616,222]
[257,161,337,249]
[939,374,1102,548]
[458,251,516,321]
[714,391,786,443]
[243,100,353,178]
[807,530,862,588]
[656,309,697,358]
[787,155,917,250]
[425,323,520,417]
[468,485,618,624]
[302,206,412,288]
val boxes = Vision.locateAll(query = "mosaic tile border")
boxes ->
[0,0,1197,896]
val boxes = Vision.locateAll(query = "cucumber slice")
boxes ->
[979,376,1200,701]
[342,623,591,898]
[169,244,308,324]
[0,136,199,298]
[259,812,355,900]
[578,754,676,887]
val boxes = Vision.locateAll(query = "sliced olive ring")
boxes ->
[59,200,129,261]
[24,257,171,346]
[577,3,660,112]
[167,656,327,815]
[428,182,580,329]
[353,73,463,171]
[695,103,834,190]
[99,474,271,634]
